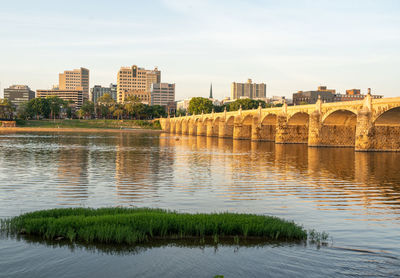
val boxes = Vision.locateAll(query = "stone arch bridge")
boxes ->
[159,94,400,151]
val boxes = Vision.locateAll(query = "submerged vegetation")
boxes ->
[0,208,308,245]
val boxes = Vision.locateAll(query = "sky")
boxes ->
[0,0,399,100]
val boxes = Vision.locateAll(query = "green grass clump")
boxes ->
[0,208,307,245]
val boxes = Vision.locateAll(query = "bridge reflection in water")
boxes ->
[161,95,400,151]
[158,133,400,217]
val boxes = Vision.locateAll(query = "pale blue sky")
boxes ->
[0,0,399,100]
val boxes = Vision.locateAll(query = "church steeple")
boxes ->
[209,83,213,99]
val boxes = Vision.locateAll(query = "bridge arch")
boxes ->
[286,112,309,143]
[218,116,235,138]
[233,114,253,140]
[321,109,357,147]
[374,107,400,125]
[260,113,277,141]
[196,117,208,136]
[204,117,217,137]
[372,107,400,150]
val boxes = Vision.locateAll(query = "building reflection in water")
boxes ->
[115,133,173,204]
[160,134,400,216]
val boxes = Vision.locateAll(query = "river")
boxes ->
[0,131,399,277]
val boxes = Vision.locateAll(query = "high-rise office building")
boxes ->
[231,79,266,100]
[91,84,117,103]
[3,85,35,109]
[59,67,89,100]
[117,65,161,103]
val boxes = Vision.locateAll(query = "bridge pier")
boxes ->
[206,121,218,137]
[175,121,182,134]
[275,114,289,144]
[197,121,207,136]
[251,122,262,141]
[188,122,197,135]
[355,108,374,151]
[181,121,188,135]
[308,110,322,147]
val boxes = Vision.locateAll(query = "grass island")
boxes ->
[1,208,308,245]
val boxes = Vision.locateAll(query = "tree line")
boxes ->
[2,93,167,120]
[181,97,283,116]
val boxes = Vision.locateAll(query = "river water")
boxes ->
[0,131,399,277]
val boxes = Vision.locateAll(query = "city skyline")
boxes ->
[1,0,399,100]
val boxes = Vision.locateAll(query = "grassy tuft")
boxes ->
[0,208,307,245]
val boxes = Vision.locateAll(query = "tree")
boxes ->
[47,96,65,120]
[150,105,167,118]
[76,109,84,119]
[213,104,225,113]
[16,101,29,119]
[227,99,266,111]
[176,108,186,117]
[188,97,213,115]
[27,98,50,119]
[97,93,115,104]
[0,99,14,120]
[96,93,115,119]
[81,101,95,119]
[113,107,124,120]
[124,95,140,119]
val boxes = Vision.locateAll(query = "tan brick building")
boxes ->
[59,67,89,101]
[231,79,267,100]
[117,65,160,103]
[36,89,83,109]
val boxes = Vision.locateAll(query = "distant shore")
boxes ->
[0,127,162,133]
[0,119,162,133]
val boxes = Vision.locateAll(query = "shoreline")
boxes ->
[0,127,162,133]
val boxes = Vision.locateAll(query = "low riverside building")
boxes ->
[36,89,83,109]
[91,84,117,103]
[334,89,383,102]
[293,86,336,105]
[176,98,192,111]
[3,85,35,109]
[231,79,266,100]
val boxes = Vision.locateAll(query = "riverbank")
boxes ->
[0,119,162,133]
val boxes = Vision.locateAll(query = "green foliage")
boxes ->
[150,105,167,118]
[176,108,186,117]
[0,98,14,119]
[26,98,51,119]
[213,104,225,113]
[46,96,66,119]
[81,101,95,118]
[227,99,266,111]
[188,97,213,115]
[1,208,307,245]
[96,93,115,104]
[152,120,161,129]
